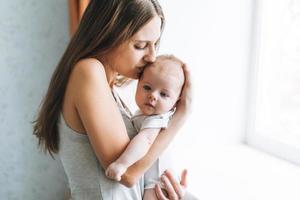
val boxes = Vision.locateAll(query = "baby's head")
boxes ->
[135,55,185,115]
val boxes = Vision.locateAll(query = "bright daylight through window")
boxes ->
[247,0,300,164]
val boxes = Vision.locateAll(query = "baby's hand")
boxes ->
[105,162,127,181]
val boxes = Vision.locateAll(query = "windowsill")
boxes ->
[175,144,300,200]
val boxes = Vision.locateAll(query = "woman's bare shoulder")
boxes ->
[65,58,131,170]
[69,57,112,109]
[62,58,108,133]
[72,58,106,80]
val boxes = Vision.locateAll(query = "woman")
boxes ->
[33,0,192,199]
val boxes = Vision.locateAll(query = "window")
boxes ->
[247,0,300,165]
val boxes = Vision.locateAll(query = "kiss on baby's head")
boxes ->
[135,55,185,116]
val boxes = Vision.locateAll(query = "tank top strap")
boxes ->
[111,87,132,118]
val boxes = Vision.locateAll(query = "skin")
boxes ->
[62,15,192,199]
[102,16,161,84]
[155,170,188,200]
[104,60,186,199]
[136,58,185,116]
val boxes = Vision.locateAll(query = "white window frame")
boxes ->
[246,0,300,165]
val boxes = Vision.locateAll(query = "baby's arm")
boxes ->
[105,128,160,181]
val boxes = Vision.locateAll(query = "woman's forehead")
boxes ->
[132,16,161,42]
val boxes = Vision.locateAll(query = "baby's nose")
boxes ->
[148,94,157,101]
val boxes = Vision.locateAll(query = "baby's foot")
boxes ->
[105,162,127,181]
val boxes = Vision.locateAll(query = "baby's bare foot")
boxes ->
[105,162,127,181]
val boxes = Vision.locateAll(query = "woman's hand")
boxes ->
[155,169,188,200]
[176,64,193,117]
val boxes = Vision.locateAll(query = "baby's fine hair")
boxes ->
[156,54,185,67]
[139,54,185,80]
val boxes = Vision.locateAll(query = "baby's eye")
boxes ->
[143,85,151,91]
[160,92,169,98]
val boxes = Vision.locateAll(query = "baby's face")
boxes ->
[135,59,184,115]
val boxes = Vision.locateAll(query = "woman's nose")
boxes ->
[144,46,156,63]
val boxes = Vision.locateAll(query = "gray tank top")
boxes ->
[58,89,144,200]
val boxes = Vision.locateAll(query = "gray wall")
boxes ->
[0,1,69,199]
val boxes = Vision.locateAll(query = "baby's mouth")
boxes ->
[145,103,155,108]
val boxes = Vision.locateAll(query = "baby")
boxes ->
[106,55,185,188]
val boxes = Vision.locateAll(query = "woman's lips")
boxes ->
[136,67,144,77]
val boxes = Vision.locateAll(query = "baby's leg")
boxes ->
[143,188,158,200]
[144,149,179,189]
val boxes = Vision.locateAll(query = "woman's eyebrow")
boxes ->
[134,39,159,44]
[134,40,149,43]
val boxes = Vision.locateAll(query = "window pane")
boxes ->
[248,0,300,162]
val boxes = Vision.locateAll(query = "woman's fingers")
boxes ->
[155,184,168,200]
[182,64,193,103]
[180,169,188,188]
[161,174,178,199]
[177,63,193,114]
[155,169,189,200]
[164,170,185,199]
[182,63,192,88]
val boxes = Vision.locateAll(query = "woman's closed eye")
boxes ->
[134,43,147,50]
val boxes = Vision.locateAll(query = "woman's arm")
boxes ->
[122,64,192,187]
[72,59,192,187]
[105,128,160,181]
[109,128,160,168]
[121,107,188,187]
[72,59,131,167]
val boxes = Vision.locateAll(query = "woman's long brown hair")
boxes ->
[33,0,164,157]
